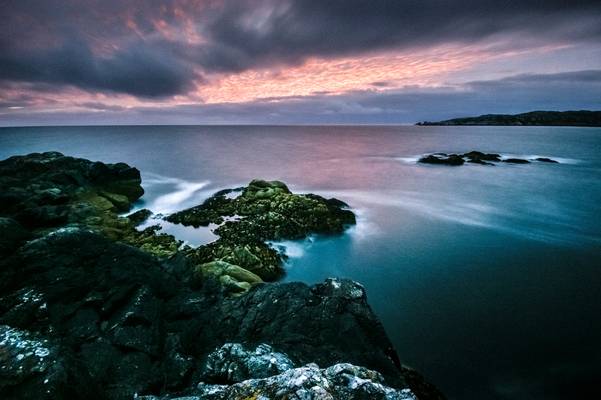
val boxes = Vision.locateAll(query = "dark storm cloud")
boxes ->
[1,0,601,98]
[199,0,601,72]
[3,70,599,125]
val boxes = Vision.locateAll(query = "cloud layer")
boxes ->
[1,1,601,124]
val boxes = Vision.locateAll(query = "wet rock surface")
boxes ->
[195,361,419,400]
[0,152,182,258]
[170,179,356,281]
[418,151,558,166]
[0,152,443,400]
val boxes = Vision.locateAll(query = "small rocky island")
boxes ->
[418,151,559,166]
[0,152,444,400]
[416,110,601,127]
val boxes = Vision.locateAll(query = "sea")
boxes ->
[1,125,600,399]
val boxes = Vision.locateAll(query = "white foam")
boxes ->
[269,239,309,259]
[395,156,421,164]
[149,180,211,214]
[224,189,243,200]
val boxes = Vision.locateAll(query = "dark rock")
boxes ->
[201,343,294,383]
[462,151,500,165]
[0,230,443,399]
[0,217,30,255]
[418,154,465,166]
[128,209,153,226]
[502,158,530,164]
[196,361,418,400]
[535,157,559,163]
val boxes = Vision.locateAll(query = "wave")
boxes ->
[268,239,310,259]
[320,189,599,245]
[140,172,212,214]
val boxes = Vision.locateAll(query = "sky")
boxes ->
[1,0,601,126]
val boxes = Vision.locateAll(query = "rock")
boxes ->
[462,151,500,165]
[201,343,294,383]
[535,157,559,163]
[0,217,30,255]
[0,153,444,400]
[418,154,465,166]
[168,180,356,280]
[0,229,442,399]
[196,260,263,294]
[196,362,418,400]
[128,209,153,226]
[502,158,530,164]
[100,191,131,212]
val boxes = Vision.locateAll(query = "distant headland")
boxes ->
[416,110,601,127]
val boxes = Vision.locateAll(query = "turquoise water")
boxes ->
[1,125,600,399]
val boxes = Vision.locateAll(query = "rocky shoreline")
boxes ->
[0,152,444,399]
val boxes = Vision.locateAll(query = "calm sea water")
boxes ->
[1,125,600,399]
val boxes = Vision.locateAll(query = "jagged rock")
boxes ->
[201,343,294,382]
[0,152,182,259]
[195,362,418,400]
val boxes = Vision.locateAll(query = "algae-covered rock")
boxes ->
[196,260,263,293]
[0,152,181,259]
[168,179,356,280]
[128,209,153,226]
[185,238,283,281]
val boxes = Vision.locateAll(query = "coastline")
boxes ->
[0,152,444,399]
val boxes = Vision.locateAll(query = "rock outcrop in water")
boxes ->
[169,179,356,282]
[0,151,182,258]
[0,152,444,400]
[418,151,558,166]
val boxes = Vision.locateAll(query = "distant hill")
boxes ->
[416,110,601,127]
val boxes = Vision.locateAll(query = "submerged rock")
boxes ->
[535,157,559,163]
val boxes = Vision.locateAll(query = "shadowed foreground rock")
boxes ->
[0,229,443,399]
